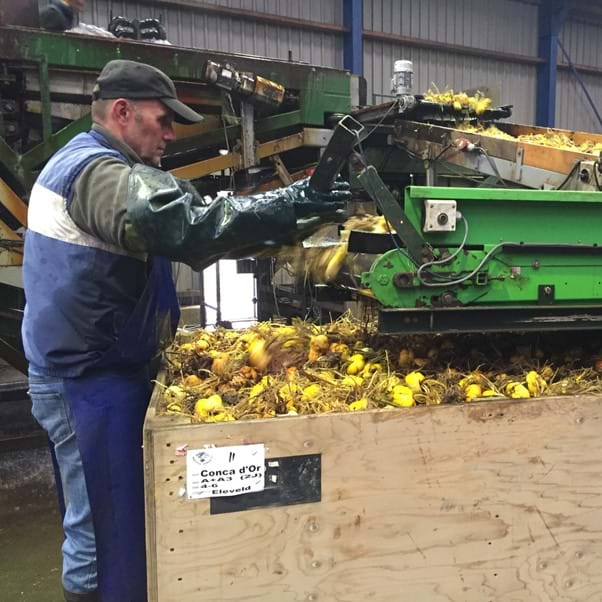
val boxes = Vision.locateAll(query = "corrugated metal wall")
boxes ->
[557,17,602,132]
[78,0,602,133]
[80,0,343,67]
[363,0,539,124]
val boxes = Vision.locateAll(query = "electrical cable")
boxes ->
[417,216,470,285]
[381,205,459,282]
[383,218,414,264]
[357,99,400,155]
[556,160,583,190]
[220,93,237,190]
[594,160,602,191]
[269,258,281,317]
[419,240,506,288]
[417,239,600,288]
[476,147,507,187]
[434,143,455,162]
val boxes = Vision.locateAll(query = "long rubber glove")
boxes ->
[126,165,350,270]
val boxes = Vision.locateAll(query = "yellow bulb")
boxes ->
[310,334,330,351]
[526,371,546,396]
[276,326,297,338]
[405,371,425,393]
[348,398,369,411]
[249,382,265,398]
[392,384,414,397]
[346,361,364,375]
[341,375,364,387]
[302,383,322,400]
[391,392,415,408]
[511,384,531,399]
[248,338,270,370]
[194,395,223,418]
[464,384,482,401]
[504,381,522,396]
[165,385,186,404]
[278,382,299,401]
[194,338,210,351]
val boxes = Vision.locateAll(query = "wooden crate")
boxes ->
[144,377,602,602]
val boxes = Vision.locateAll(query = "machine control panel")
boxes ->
[423,200,457,232]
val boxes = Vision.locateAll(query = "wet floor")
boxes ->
[0,450,64,601]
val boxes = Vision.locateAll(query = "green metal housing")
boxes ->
[362,186,602,309]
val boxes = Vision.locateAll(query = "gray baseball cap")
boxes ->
[93,59,203,124]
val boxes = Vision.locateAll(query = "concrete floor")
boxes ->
[0,450,64,601]
[0,359,65,600]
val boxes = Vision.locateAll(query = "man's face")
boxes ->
[121,99,175,166]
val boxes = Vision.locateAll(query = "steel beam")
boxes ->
[21,113,92,172]
[536,0,569,127]
[364,30,543,68]
[344,0,363,75]
[170,131,307,180]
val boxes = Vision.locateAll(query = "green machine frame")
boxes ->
[360,185,602,333]
[0,25,354,192]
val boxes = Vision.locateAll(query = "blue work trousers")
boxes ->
[29,369,97,594]
[29,366,151,602]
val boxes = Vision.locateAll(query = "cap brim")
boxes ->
[162,97,204,124]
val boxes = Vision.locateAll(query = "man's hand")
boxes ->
[285,177,351,219]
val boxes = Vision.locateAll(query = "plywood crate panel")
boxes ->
[144,379,602,602]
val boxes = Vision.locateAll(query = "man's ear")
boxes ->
[111,99,132,126]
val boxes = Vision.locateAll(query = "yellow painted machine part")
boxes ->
[0,177,27,227]
[170,131,305,180]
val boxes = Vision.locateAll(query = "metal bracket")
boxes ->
[354,159,434,266]
[240,100,257,169]
[513,146,524,182]
[309,114,365,193]
[270,153,293,185]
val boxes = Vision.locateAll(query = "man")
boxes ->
[23,60,350,602]
[40,0,85,31]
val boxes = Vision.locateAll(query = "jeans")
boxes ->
[28,368,97,594]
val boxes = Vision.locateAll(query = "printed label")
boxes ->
[186,444,265,499]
